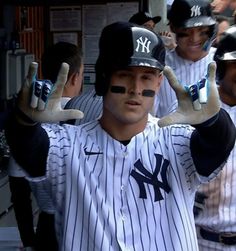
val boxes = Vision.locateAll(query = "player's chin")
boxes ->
[121,112,148,125]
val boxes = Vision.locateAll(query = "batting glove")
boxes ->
[158,61,221,127]
[17,62,84,123]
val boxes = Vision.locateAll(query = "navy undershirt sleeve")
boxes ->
[5,112,49,177]
[190,108,236,176]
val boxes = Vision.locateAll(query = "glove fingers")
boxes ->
[53,63,70,96]
[207,61,216,83]
[27,62,38,87]
[33,109,84,123]
[205,61,220,113]
[163,66,184,93]
[207,61,218,99]
[60,109,84,121]
[158,112,186,127]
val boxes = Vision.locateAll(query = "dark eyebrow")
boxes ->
[143,69,161,76]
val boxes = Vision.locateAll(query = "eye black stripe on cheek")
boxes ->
[176,33,188,38]
[142,90,155,97]
[110,86,126,93]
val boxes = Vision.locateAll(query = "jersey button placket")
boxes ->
[123,151,128,157]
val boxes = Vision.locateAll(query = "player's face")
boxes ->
[219,61,236,106]
[214,20,230,47]
[102,66,162,126]
[143,20,156,31]
[173,26,210,61]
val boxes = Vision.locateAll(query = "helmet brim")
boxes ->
[219,51,236,61]
[180,16,216,28]
[129,57,164,70]
[152,16,162,24]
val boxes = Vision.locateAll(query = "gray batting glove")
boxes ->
[17,62,84,123]
[158,61,221,127]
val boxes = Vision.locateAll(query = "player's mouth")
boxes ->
[188,42,203,50]
[125,99,141,106]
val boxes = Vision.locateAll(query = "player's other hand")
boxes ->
[158,62,221,127]
[17,62,84,123]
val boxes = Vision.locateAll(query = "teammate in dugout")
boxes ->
[5,21,236,251]
[153,0,219,118]
[195,25,236,250]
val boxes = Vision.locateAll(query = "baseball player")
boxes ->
[5,22,236,251]
[153,0,218,118]
[195,25,236,250]
[7,41,84,251]
[129,11,161,31]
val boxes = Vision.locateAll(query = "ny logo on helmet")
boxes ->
[136,36,151,54]
[190,5,201,17]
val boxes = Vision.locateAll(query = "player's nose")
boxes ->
[128,79,142,95]
[189,30,202,42]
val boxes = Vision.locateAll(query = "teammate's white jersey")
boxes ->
[65,87,103,125]
[40,114,220,251]
[153,47,216,118]
[195,103,236,251]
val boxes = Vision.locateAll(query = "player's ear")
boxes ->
[69,72,79,86]
[155,71,164,93]
[158,71,164,84]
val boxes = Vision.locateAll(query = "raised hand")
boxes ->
[17,62,84,123]
[158,62,221,127]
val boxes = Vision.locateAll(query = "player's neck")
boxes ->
[99,112,147,142]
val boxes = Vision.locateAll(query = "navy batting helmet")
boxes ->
[168,0,216,28]
[129,12,161,26]
[95,21,165,96]
[214,25,236,80]
[168,0,217,51]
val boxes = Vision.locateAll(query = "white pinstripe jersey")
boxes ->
[195,103,236,251]
[65,87,103,125]
[153,47,216,118]
[42,114,220,251]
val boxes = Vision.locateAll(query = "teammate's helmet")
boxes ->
[95,21,165,96]
[214,25,236,80]
[168,0,217,51]
[168,0,216,28]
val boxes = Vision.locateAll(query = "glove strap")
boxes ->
[15,107,38,126]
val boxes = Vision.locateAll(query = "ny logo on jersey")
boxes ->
[130,154,170,202]
[136,36,151,54]
[190,5,201,17]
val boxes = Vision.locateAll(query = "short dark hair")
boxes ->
[42,42,83,83]
[215,15,230,24]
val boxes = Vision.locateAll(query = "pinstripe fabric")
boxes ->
[153,47,216,118]
[195,103,236,251]
[41,114,220,251]
[65,87,103,125]
[26,97,73,214]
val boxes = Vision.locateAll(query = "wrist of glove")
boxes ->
[15,106,38,126]
[192,112,219,128]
